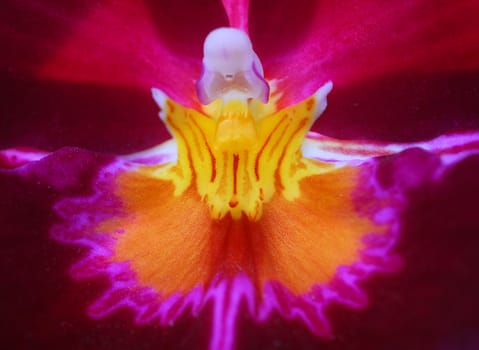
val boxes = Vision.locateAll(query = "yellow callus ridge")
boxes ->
[154,95,332,221]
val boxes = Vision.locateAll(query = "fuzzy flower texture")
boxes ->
[2,1,479,349]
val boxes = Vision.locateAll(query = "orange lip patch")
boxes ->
[99,162,384,298]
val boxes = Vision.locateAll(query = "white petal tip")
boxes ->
[315,81,333,99]
[151,88,168,120]
[313,81,334,119]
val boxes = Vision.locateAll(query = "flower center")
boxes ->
[152,28,333,220]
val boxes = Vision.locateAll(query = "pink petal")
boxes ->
[3,0,478,151]
[251,0,479,100]
[2,0,229,104]
[222,0,249,32]
[38,0,226,105]
[0,1,231,153]
[248,1,479,141]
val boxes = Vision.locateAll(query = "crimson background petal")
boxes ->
[249,0,479,141]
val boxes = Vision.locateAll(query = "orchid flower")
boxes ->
[2,1,479,350]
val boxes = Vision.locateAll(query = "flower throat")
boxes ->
[152,27,332,220]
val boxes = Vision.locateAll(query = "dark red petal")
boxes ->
[0,1,93,73]
[0,148,210,349]
[237,150,479,350]
[0,73,170,153]
[2,137,479,349]
[315,71,479,142]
